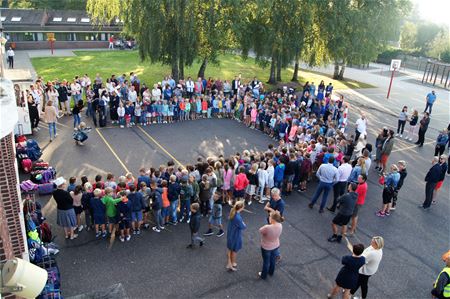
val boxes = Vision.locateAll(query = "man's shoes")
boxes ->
[319,209,324,213]
[327,207,335,213]
[186,244,194,249]
[216,230,225,237]
[336,235,342,243]
[308,203,314,209]
[199,240,204,247]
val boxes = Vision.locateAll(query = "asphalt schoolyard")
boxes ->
[31,104,448,298]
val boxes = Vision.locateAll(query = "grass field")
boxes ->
[31,51,374,90]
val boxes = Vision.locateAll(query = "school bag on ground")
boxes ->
[38,183,55,195]
[40,222,53,243]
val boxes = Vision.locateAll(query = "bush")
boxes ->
[441,50,450,63]
[376,49,404,64]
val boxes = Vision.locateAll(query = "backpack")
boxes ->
[40,222,53,243]
[21,158,33,173]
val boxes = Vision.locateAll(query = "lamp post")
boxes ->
[0,17,5,79]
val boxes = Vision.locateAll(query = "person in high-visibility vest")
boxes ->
[432,251,450,299]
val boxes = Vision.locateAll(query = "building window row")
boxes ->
[7,32,115,42]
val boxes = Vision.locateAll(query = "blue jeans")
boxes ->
[48,122,56,139]
[86,102,93,117]
[154,209,164,229]
[424,102,433,114]
[170,200,178,222]
[73,113,81,128]
[310,181,333,210]
[260,247,278,279]
[179,199,191,221]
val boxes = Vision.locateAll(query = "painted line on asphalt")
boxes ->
[136,126,184,167]
[391,141,434,153]
[95,128,130,173]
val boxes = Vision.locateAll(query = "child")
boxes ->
[186,202,204,248]
[246,163,259,205]
[73,122,91,146]
[104,173,117,194]
[199,174,211,217]
[161,180,170,226]
[124,101,132,127]
[117,102,125,128]
[67,177,77,192]
[102,187,122,235]
[135,102,144,126]
[179,177,193,223]
[203,192,225,237]
[90,188,107,238]
[81,182,94,231]
[162,100,169,123]
[257,162,268,203]
[150,181,164,232]
[117,191,132,242]
[274,160,285,189]
[139,182,152,229]
[72,99,83,128]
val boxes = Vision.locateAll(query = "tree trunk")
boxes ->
[179,56,185,80]
[338,64,346,80]
[267,56,277,84]
[333,62,340,79]
[276,54,282,82]
[291,50,299,82]
[197,58,208,79]
[171,61,179,83]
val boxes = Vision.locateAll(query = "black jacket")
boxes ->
[425,164,442,183]
[189,211,201,233]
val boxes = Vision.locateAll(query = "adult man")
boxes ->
[308,156,338,213]
[231,76,240,96]
[7,47,14,69]
[327,183,358,243]
[325,82,333,96]
[57,80,71,115]
[421,157,441,210]
[416,112,430,147]
[264,188,285,222]
[424,90,437,114]
[186,76,194,98]
[355,113,368,142]
[71,79,82,106]
[328,156,352,212]
[433,155,448,205]
[431,252,450,299]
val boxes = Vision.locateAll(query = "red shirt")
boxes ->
[356,182,368,205]
[234,173,249,191]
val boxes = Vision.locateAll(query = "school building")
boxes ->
[0,8,122,50]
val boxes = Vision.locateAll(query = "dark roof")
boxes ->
[0,8,122,31]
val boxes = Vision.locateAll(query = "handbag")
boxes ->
[378,175,385,185]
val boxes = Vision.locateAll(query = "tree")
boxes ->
[319,0,410,80]
[415,22,442,55]
[400,21,417,50]
[88,0,198,82]
[427,29,450,60]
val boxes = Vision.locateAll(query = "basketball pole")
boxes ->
[386,67,396,99]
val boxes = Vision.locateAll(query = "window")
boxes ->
[0,16,6,21]
[36,33,44,41]
[67,17,76,22]
[52,17,62,22]
[80,18,90,23]
[11,17,22,22]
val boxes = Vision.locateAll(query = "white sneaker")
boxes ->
[399,134,402,138]
[152,226,161,233]
[78,225,84,232]
[395,133,399,137]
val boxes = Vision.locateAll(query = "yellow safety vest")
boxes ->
[435,267,450,298]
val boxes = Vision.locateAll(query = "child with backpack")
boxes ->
[102,187,122,235]
[199,174,211,217]
[179,177,193,223]
[73,122,91,146]
[203,191,225,237]
[90,188,107,238]
[150,181,164,233]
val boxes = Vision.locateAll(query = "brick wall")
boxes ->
[0,133,26,262]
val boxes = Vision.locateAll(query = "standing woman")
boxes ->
[258,211,284,279]
[404,109,419,141]
[415,112,430,147]
[395,106,408,138]
[327,243,365,299]
[44,100,58,142]
[226,201,246,272]
[27,92,40,132]
[350,236,384,299]
[53,177,78,240]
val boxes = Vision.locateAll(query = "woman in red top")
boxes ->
[349,174,368,235]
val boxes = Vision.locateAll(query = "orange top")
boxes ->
[179,101,186,110]
[162,187,170,208]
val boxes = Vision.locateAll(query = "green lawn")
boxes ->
[31,51,374,90]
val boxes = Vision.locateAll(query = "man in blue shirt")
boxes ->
[264,188,285,223]
[424,90,437,114]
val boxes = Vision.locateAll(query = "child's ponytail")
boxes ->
[229,200,244,220]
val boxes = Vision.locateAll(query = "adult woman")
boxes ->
[395,106,408,138]
[44,100,58,142]
[70,185,84,232]
[226,201,246,272]
[350,236,384,299]
[53,177,78,240]
[374,128,387,166]
[348,157,366,183]
[327,243,365,299]
[416,112,430,147]
[27,92,40,132]
[258,211,284,279]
